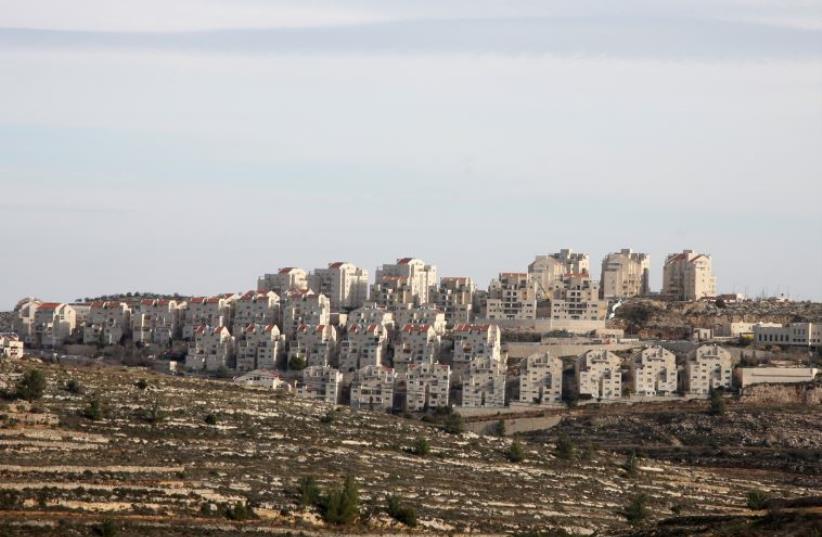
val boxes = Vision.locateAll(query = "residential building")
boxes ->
[406,362,451,411]
[339,323,388,374]
[0,333,24,359]
[628,346,677,396]
[34,303,78,347]
[182,295,233,339]
[131,299,181,345]
[281,290,331,338]
[309,262,369,312]
[575,349,622,400]
[684,344,733,395]
[753,322,822,348]
[373,258,438,306]
[288,324,337,368]
[350,365,396,410]
[483,273,539,320]
[370,275,416,309]
[393,303,447,335]
[83,301,131,345]
[434,277,475,325]
[735,367,819,388]
[296,365,342,404]
[713,321,757,338]
[451,323,502,377]
[232,291,280,335]
[394,324,440,372]
[257,267,308,294]
[662,249,717,301]
[234,369,291,390]
[186,325,234,372]
[345,303,395,331]
[539,274,607,321]
[518,352,563,405]
[236,324,285,371]
[529,249,591,294]
[13,298,41,345]
[600,249,650,299]
[461,357,506,408]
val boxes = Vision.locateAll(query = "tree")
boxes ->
[554,433,575,461]
[297,476,320,507]
[204,413,218,425]
[507,440,526,463]
[320,476,359,525]
[16,369,46,401]
[134,379,148,390]
[494,419,507,437]
[621,493,650,526]
[443,413,464,435]
[142,398,164,425]
[289,356,307,371]
[709,388,726,416]
[386,495,417,527]
[65,378,84,395]
[624,451,639,478]
[411,436,430,457]
[94,518,118,537]
[746,490,770,510]
[82,397,104,421]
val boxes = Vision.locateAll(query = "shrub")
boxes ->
[82,397,104,421]
[621,493,650,525]
[319,411,335,424]
[319,476,359,525]
[65,378,84,395]
[94,518,118,537]
[204,413,218,425]
[141,398,164,425]
[411,436,430,457]
[16,369,46,401]
[554,433,575,461]
[223,501,255,520]
[288,356,307,371]
[297,476,321,507]
[624,451,639,478]
[507,440,526,463]
[134,379,148,391]
[494,419,507,437]
[746,490,770,510]
[386,495,417,527]
[709,389,726,416]
[442,413,464,435]
[0,490,21,509]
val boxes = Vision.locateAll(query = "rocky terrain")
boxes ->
[0,358,820,536]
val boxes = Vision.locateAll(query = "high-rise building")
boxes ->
[662,250,716,300]
[600,249,650,299]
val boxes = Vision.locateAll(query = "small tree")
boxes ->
[386,495,417,527]
[443,413,464,435]
[555,433,575,461]
[82,397,104,421]
[746,490,770,510]
[134,378,148,391]
[94,518,118,537]
[624,450,639,479]
[65,378,84,395]
[621,493,649,526]
[494,419,507,437]
[204,413,218,425]
[289,356,307,371]
[142,398,164,425]
[297,476,321,507]
[412,436,430,457]
[507,440,526,463]
[709,388,726,416]
[320,476,359,525]
[16,369,46,401]
[319,411,335,424]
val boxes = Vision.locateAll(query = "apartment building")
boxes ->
[600,249,650,299]
[518,352,563,405]
[662,250,717,301]
[186,325,234,371]
[461,357,506,408]
[346,303,395,331]
[132,299,181,345]
[753,322,822,348]
[735,367,819,388]
[350,365,396,410]
[484,273,539,320]
[281,290,331,339]
[231,291,280,335]
[83,301,131,345]
[433,277,475,325]
[236,323,285,371]
[539,274,607,321]
[369,276,416,309]
[373,258,438,305]
[288,324,337,368]
[182,295,233,339]
[0,333,24,359]
[257,267,308,294]
[339,323,388,374]
[684,344,733,395]
[296,365,342,404]
[628,346,677,396]
[13,298,40,345]
[34,303,78,347]
[394,324,440,372]
[309,262,369,312]
[406,362,451,411]
[451,323,502,377]
[529,249,591,294]
[575,349,622,401]
[393,303,447,335]
[233,369,291,391]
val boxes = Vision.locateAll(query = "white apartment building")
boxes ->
[288,324,337,368]
[282,290,331,339]
[236,323,285,371]
[540,274,607,321]
[131,299,181,345]
[83,301,131,345]
[183,295,233,340]
[451,323,502,378]
[434,277,475,325]
[234,369,291,391]
[662,250,717,301]
[34,303,78,347]
[350,365,396,410]
[518,352,563,405]
[339,323,388,374]
[257,267,309,295]
[297,365,343,404]
[575,349,622,401]
[684,344,733,395]
[528,249,591,294]
[186,325,234,371]
[600,249,650,299]
[406,362,451,411]
[309,262,369,312]
[394,324,440,372]
[628,346,677,396]
[484,273,539,320]
[753,322,822,348]
[345,303,395,331]
[370,276,416,309]
[373,257,438,305]
[232,291,280,335]
[0,333,24,359]
[461,357,507,408]
[393,303,447,335]
[735,367,819,388]
[13,298,41,345]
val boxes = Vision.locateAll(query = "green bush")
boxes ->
[494,419,507,437]
[204,413,218,425]
[297,476,320,507]
[65,378,84,395]
[624,451,639,478]
[554,433,575,461]
[94,518,118,537]
[386,495,417,527]
[442,413,464,435]
[82,397,104,421]
[319,411,335,424]
[223,501,255,520]
[288,356,307,371]
[746,490,770,510]
[134,379,148,391]
[507,440,526,463]
[16,369,46,401]
[709,389,726,416]
[411,436,430,457]
[621,493,650,526]
[0,490,21,509]
[319,476,359,525]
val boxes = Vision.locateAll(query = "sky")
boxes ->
[1,0,821,308]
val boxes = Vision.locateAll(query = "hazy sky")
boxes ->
[2,0,821,308]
